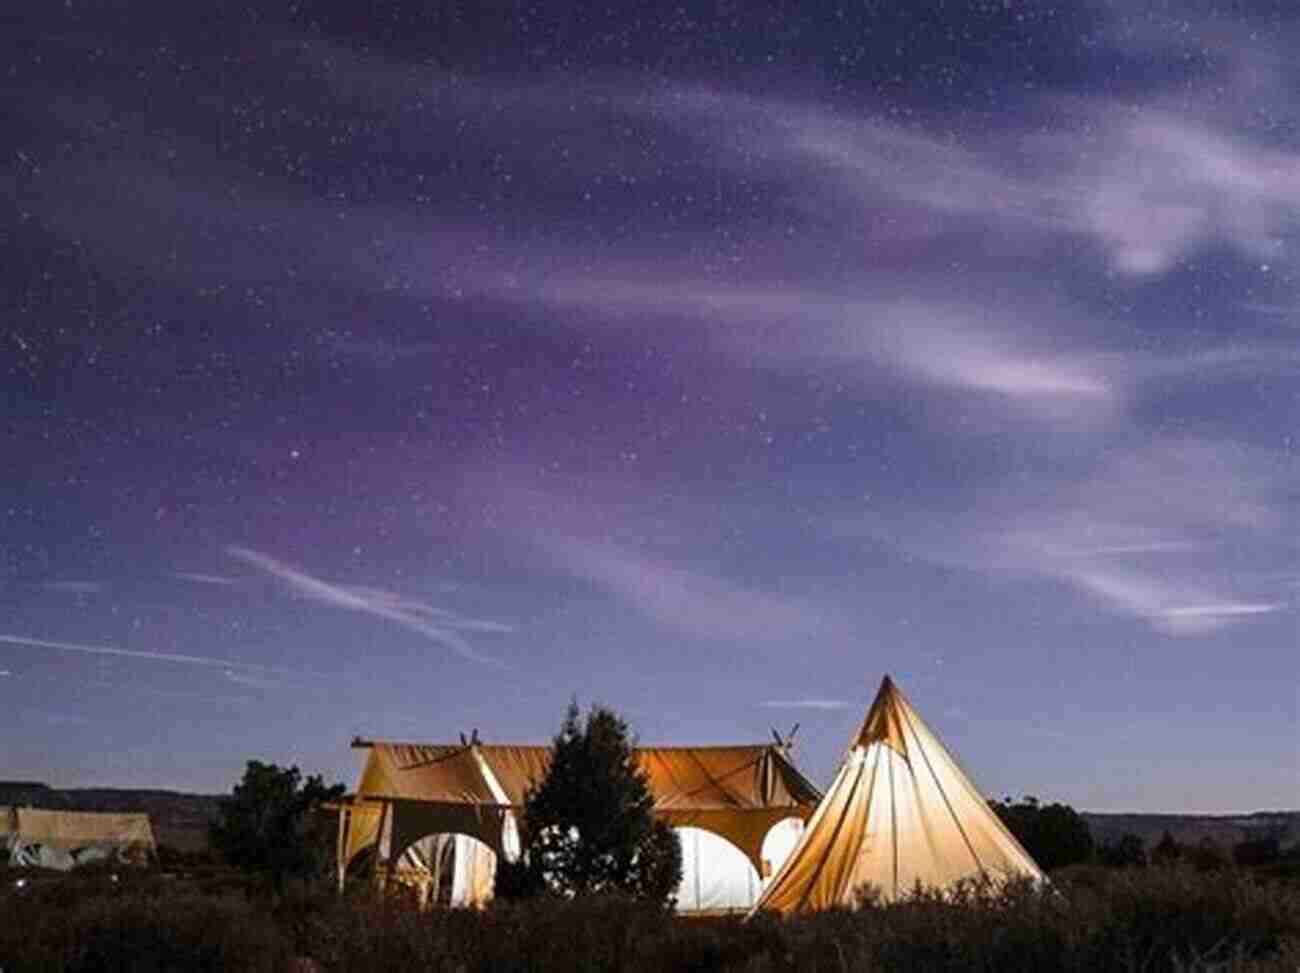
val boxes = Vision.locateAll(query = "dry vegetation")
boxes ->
[1,865,1298,972]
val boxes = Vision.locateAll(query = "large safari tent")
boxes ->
[335,676,1043,914]
[336,740,820,912]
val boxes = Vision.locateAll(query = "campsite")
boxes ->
[5,0,1300,969]
[3,678,1298,971]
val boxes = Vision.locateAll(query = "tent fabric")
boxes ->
[752,676,1044,914]
[15,808,155,849]
[4,808,156,870]
[675,826,761,913]
[340,738,820,910]
[1,805,14,860]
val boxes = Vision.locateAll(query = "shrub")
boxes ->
[1097,832,1148,868]
[2,860,1296,972]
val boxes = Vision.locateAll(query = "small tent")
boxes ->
[4,807,156,870]
[752,676,1043,914]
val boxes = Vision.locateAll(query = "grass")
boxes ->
[0,865,1297,972]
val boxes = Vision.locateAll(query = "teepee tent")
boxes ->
[752,676,1043,914]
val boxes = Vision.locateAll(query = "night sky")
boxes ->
[4,0,1297,813]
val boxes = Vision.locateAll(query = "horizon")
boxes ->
[4,0,1297,814]
[4,772,1298,821]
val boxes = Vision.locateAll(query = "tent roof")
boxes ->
[753,675,1044,913]
[10,808,156,850]
[354,740,821,815]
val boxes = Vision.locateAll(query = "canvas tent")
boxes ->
[2,806,156,870]
[752,676,1043,914]
[337,739,821,912]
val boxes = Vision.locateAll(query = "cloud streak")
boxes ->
[174,572,237,586]
[551,538,823,643]
[42,581,104,595]
[992,441,1289,635]
[0,634,288,673]
[760,699,849,711]
[226,547,511,667]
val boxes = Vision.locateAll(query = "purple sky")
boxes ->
[3,0,1297,812]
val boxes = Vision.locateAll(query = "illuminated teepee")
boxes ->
[751,676,1043,914]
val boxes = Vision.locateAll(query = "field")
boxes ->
[1,864,1298,972]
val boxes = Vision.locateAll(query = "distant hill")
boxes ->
[1082,811,1300,852]
[0,782,222,853]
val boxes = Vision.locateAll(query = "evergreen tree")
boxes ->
[1151,830,1182,866]
[209,760,345,888]
[501,701,682,904]
[989,795,1094,871]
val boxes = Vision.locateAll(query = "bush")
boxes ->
[1097,832,1148,868]
[1,863,1296,972]
[0,880,293,972]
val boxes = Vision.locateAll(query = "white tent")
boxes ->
[752,676,1044,914]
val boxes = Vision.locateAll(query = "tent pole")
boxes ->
[374,800,392,892]
[335,805,350,894]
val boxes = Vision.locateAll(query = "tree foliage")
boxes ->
[1097,832,1147,868]
[1189,836,1229,872]
[1151,830,1182,866]
[989,796,1094,871]
[499,701,682,905]
[209,760,345,886]
[1233,833,1283,867]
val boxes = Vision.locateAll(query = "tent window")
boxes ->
[398,833,498,908]
[673,827,760,914]
[760,816,805,879]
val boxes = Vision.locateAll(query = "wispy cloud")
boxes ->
[1072,111,1300,275]
[829,437,1294,637]
[760,699,849,710]
[174,571,237,586]
[226,547,511,667]
[554,539,821,642]
[45,711,93,726]
[1063,566,1282,637]
[43,581,104,595]
[221,670,287,690]
[669,85,1300,277]
[0,634,285,672]
[515,276,1117,418]
[87,677,254,706]
[994,441,1289,635]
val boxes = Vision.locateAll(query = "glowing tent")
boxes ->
[337,739,820,912]
[751,676,1043,914]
